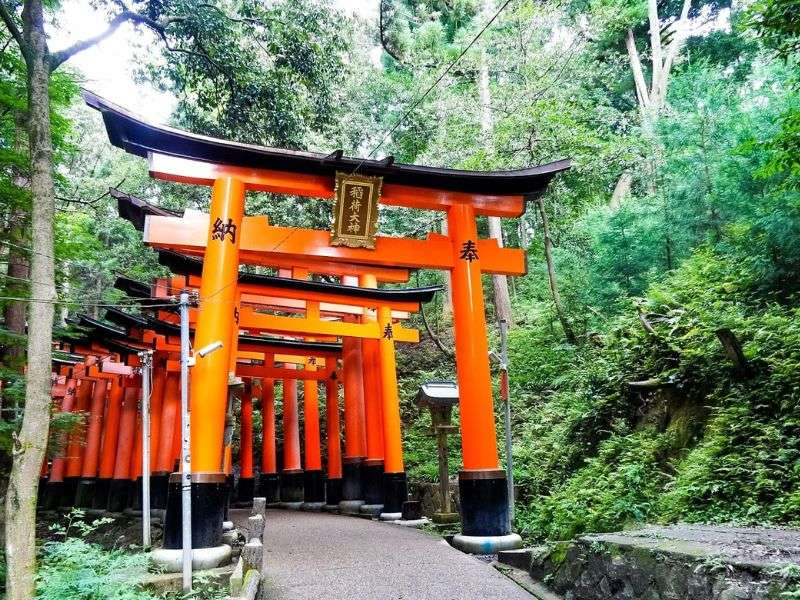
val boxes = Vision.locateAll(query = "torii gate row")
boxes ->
[147,255,440,510]
[87,90,570,550]
[42,311,345,514]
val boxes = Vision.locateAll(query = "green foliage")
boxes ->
[36,511,152,600]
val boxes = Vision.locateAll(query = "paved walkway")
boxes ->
[236,509,532,599]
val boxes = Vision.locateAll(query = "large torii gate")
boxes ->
[87,91,569,552]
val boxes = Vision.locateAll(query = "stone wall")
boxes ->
[408,481,460,516]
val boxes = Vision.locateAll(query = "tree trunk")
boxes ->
[5,1,57,597]
[488,217,513,325]
[477,15,513,326]
[536,197,576,344]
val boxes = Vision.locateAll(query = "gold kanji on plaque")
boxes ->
[330,172,382,249]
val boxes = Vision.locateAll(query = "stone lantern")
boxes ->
[415,381,460,525]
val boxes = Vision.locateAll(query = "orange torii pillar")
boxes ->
[63,377,95,507]
[154,371,181,509]
[129,363,167,511]
[163,176,244,551]
[340,335,367,511]
[448,204,518,548]
[95,376,124,510]
[109,382,139,512]
[323,372,343,507]
[74,378,108,508]
[236,378,255,503]
[360,273,386,513]
[302,359,325,508]
[280,365,304,506]
[258,378,280,503]
[377,306,408,519]
[44,377,77,509]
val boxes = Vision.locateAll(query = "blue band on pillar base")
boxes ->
[151,472,170,510]
[279,469,305,503]
[362,460,384,505]
[325,477,343,506]
[258,473,280,503]
[382,472,408,514]
[458,470,511,537]
[303,470,325,503]
[236,477,255,504]
[163,472,227,550]
[342,457,364,501]
[107,479,131,513]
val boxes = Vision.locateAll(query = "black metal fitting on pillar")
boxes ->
[107,479,131,513]
[151,472,170,510]
[458,470,511,537]
[279,469,305,503]
[237,477,255,504]
[61,477,79,509]
[362,460,384,505]
[163,472,227,549]
[74,479,96,509]
[325,477,343,506]
[258,472,280,503]
[224,474,235,520]
[303,470,325,503]
[342,456,364,501]
[92,478,111,510]
[382,472,408,514]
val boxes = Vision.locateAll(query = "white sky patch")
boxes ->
[51,0,380,123]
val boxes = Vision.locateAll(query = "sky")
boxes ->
[51,0,378,122]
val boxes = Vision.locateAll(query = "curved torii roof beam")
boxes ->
[87,91,570,206]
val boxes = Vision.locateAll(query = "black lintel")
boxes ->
[84,90,570,197]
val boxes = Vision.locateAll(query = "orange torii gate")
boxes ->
[148,253,438,514]
[87,91,569,553]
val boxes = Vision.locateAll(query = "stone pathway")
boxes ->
[233,509,532,600]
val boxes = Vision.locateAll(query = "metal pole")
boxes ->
[499,319,514,524]
[140,350,153,549]
[179,291,192,593]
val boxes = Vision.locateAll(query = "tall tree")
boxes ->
[0,1,312,595]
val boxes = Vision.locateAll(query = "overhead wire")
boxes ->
[352,0,515,175]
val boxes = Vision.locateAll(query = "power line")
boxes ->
[354,0,515,172]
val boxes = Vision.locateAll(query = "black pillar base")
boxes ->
[43,481,64,511]
[163,472,227,549]
[382,471,408,514]
[60,477,79,508]
[362,461,384,505]
[131,477,143,511]
[303,470,325,503]
[342,457,364,501]
[151,473,170,510]
[258,473,280,503]
[458,470,511,537]
[325,477,343,506]
[93,478,111,511]
[237,477,255,504]
[74,478,96,509]
[37,477,47,507]
[279,469,304,503]
[224,474,234,519]
[107,479,131,513]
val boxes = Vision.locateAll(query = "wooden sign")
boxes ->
[330,172,382,249]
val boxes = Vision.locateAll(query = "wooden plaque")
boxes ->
[330,172,382,249]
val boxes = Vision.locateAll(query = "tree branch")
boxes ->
[647,0,663,96]
[625,28,650,108]
[656,0,692,105]
[379,0,404,64]
[0,2,29,63]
